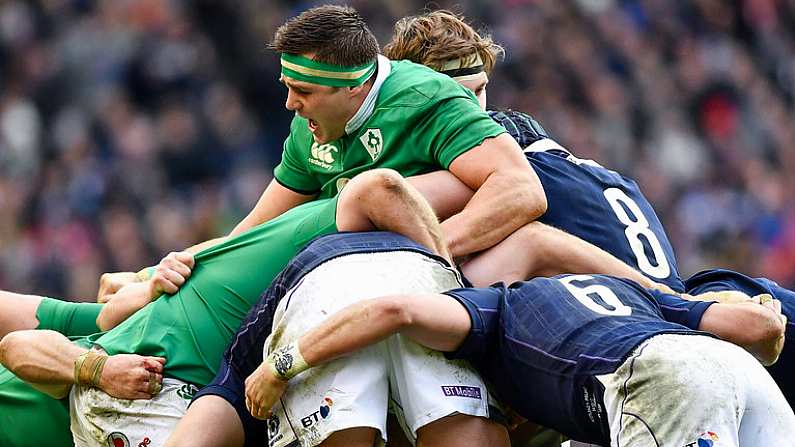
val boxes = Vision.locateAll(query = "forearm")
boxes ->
[463,222,663,287]
[699,302,786,364]
[297,297,415,368]
[532,226,661,289]
[0,330,85,385]
[229,179,315,237]
[96,282,154,331]
[185,237,227,254]
[0,291,43,339]
[245,294,471,419]
[442,169,545,257]
[290,294,468,371]
[408,171,474,221]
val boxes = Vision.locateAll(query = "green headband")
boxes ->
[280,53,376,87]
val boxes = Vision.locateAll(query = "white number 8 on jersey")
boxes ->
[603,188,671,279]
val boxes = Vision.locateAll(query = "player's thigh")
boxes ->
[269,344,390,447]
[319,427,379,447]
[386,334,498,444]
[598,334,745,447]
[165,394,244,447]
[416,413,509,447]
[737,354,795,445]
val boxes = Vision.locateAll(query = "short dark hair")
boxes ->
[270,5,379,66]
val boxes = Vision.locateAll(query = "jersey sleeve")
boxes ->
[422,96,506,169]
[442,285,505,362]
[273,117,323,194]
[649,290,716,330]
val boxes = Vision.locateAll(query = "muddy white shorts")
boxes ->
[69,377,198,447]
[596,333,795,447]
[265,251,491,447]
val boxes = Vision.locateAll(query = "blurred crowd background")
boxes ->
[1,0,794,300]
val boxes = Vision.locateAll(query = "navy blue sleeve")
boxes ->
[442,286,504,362]
[649,290,715,330]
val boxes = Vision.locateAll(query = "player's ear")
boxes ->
[348,83,366,97]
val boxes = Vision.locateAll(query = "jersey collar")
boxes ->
[345,55,391,135]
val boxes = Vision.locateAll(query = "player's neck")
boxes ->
[349,77,374,113]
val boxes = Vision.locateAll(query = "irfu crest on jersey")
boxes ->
[359,128,383,161]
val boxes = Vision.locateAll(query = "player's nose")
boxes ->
[285,90,301,112]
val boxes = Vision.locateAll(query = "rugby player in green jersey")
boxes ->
[174,5,545,262]
[0,169,454,447]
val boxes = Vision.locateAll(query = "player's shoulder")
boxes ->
[684,268,770,296]
[380,60,473,109]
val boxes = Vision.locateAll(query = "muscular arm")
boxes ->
[443,133,546,257]
[121,180,313,281]
[0,291,43,339]
[698,297,786,365]
[462,221,670,291]
[0,330,166,400]
[245,293,470,419]
[229,179,315,237]
[97,251,194,331]
[407,171,474,221]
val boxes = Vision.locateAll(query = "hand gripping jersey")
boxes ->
[489,110,684,292]
[445,275,713,443]
[685,268,795,406]
[275,58,505,198]
[89,197,339,387]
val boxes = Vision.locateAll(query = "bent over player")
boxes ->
[246,275,794,446]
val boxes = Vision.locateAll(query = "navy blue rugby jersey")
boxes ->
[527,145,685,292]
[224,231,452,379]
[445,274,714,444]
[685,268,795,407]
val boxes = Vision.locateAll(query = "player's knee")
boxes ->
[350,169,406,198]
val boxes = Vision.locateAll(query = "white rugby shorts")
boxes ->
[70,377,198,447]
[265,251,491,447]
[596,333,795,447]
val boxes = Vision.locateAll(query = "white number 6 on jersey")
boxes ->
[560,275,632,316]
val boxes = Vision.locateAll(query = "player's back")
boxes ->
[447,274,710,442]
[529,147,684,292]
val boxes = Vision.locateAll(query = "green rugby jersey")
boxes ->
[91,197,339,387]
[274,58,506,198]
[0,366,73,446]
